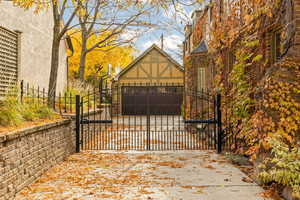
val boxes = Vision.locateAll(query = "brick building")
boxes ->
[183,0,300,119]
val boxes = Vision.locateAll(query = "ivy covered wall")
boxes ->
[184,0,300,197]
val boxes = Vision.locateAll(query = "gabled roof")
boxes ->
[192,40,208,54]
[117,44,183,80]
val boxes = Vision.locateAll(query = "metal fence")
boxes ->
[1,78,237,153]
[19,80,105,114]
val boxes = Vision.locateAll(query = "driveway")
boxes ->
[16,151,271,200]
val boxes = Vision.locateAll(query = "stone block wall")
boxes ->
[0,119,75,200]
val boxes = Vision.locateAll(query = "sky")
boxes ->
[126,3,199,64]
[63,0,204,65]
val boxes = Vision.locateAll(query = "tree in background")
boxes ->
[68,30,135,85]
[76,0,154,81]
[13,0,81,104]
[11,0,201,101]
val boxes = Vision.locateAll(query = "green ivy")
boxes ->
[259,138,300,198]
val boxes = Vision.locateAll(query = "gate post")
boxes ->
[75,95,81,153]
[99,77,103,105]
[216,93,222,153]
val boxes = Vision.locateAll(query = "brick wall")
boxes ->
[0,119,75,200]
[291,0,300,60]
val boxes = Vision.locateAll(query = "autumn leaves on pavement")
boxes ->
[16,151,268,200]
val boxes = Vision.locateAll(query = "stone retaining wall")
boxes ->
[0,119,75,200]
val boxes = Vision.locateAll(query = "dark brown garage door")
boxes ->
[122,86,183,115]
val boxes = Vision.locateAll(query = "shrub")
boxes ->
[0,94,24,126]
[258,138,300,198]
[0,89,55,127]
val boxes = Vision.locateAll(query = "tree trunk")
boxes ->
[79,33,87,81]
[79,50,87,81]
[48,31,60,106]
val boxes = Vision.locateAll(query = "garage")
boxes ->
[112,44,184,116]
[121,86,183,115]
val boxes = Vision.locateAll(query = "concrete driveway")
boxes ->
[16,151,271,200]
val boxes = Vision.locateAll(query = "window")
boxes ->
[0,26,19,96]
[271,29,282,63]
[197,68,206,92]
[208,7,213,23]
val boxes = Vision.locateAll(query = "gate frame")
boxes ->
[75,88,223,153]
[183,93,222,153]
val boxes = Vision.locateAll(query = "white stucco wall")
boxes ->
[0,2,67,93]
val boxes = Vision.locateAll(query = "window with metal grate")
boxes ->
[0,26,19,96]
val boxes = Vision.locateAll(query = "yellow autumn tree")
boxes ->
[68,30,135,83]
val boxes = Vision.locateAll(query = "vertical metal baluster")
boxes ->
[93,88,96,150]
[178,85,182,150]
[53,92,56,111]
[99,85,103,150]
[191,89,194,150]
[225,98,228,150]
[81,97,84,150]
[64,92,67,113]
[216,93,222,153]
[196,87,199,150]
[133,82,137,150]
[116,84,119,150]
[75,95,81,153]
[37,86,40,105]
[109,87,113,150]
[200,88,203,150]
[179,85,182,150]
[122,84,125,150]
[27,82,29,101]
[188,89,191,150]
[128,83,132,150]
[164,83,167,150]
[207,90,213,148]
[171,83,174,150]
[20,80,24,103]
[43,88,45,105]
[184,88,187,150]
[160,83,164,150]
[189,89,193,150]
[87,90,90,150]
[154,83,157,151]
[59,92,61,114]
[213,95,217,150]
[32,85,34,104]
[70,93,72,113]
[139,83,142,150]
[105,85,109,150]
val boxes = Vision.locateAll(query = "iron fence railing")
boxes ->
[1,79,237,153]
[18,80,107,114]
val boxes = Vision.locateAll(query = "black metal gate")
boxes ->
[75,83,223,152]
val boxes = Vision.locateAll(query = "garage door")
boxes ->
[122,86,183,115]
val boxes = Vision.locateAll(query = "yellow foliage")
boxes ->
[68,30,135,81]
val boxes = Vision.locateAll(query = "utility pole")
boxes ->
[161,34,164,50]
